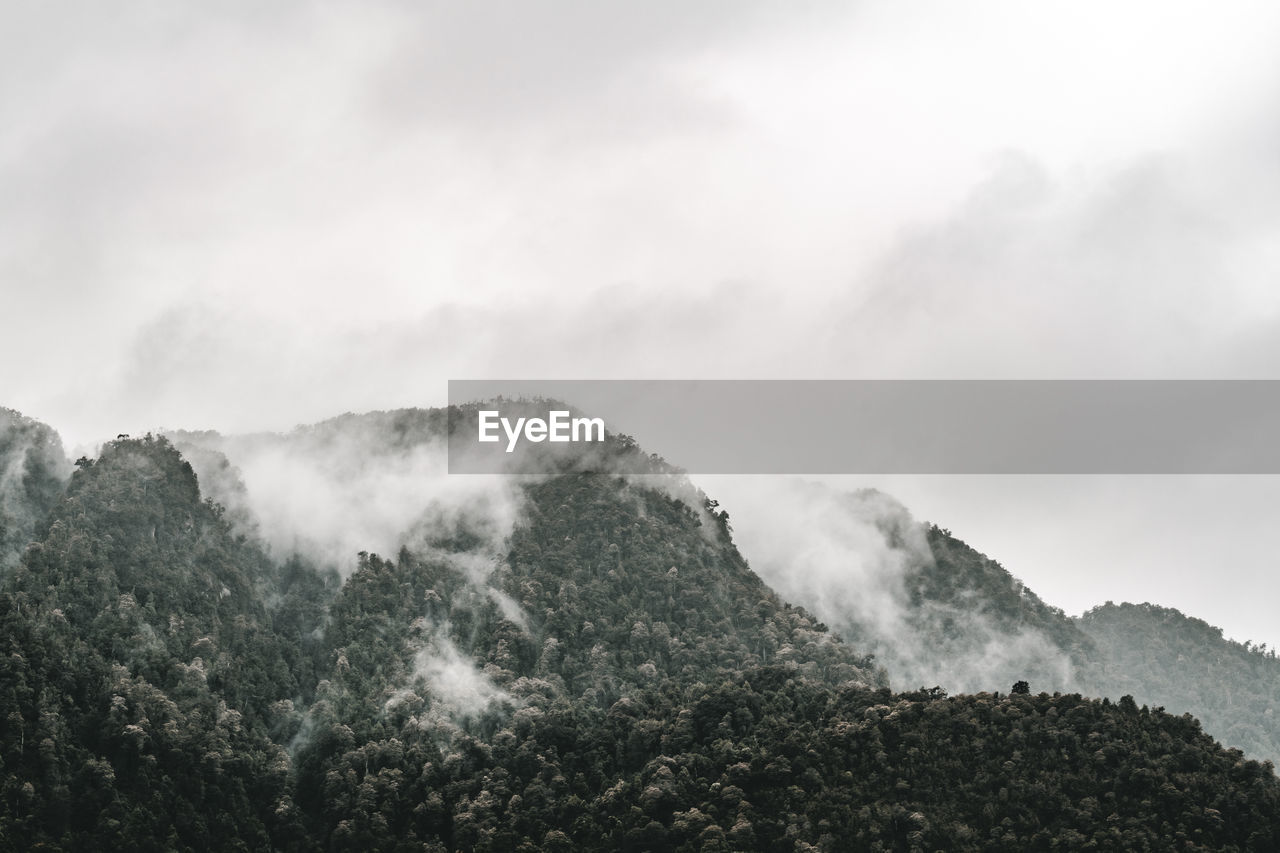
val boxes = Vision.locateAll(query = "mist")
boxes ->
[0,409,71,571]
[705,476,1080,694]
[411,629,514,725]
[171,412,522,577]
[169,410,537,743]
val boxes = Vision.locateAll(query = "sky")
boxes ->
[4,1,1280,646]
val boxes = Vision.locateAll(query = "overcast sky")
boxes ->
[5,2,1280,646]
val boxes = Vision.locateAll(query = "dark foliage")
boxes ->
[0,435,332,850]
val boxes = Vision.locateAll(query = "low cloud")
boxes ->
[412,629,513,724]
[707,476,1079,694]
[171,412,522,577]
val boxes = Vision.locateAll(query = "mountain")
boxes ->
[915,536,1280,768]
[0,408,70,571]
[728,480,1280,768]
[1,408,1279,850]
[0,434,334,848]
[1077,601,1280,766]
[721,481,1092,695]
[913,524,1094,678]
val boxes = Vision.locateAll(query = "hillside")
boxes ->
[733,481,1280,768]
[723,481,1091,695]
[0,409,1278,850]
[1077,601,1280,766]
[0,434,335,848]
[0,408,69,571]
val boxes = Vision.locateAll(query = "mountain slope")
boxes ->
[291,469,887,845]
[3,412,1280,850]
[0,408,69,571]
[0,435,333,849]
[712,478,1280,770]
[290,464,1280,851]
[1077,601,1280,766]
[723,481,1091,695]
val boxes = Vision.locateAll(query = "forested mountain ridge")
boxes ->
[737,481,1280,768]
[0,408,1279,849]
[283,464,1280,850]
[726,483,1092,696]
[0,408,69,572]
[919,525,1093,665]
[0,434,333,848]
[911,533,1280,767]
[851,516,1280,768]
[1077,601,1280,766]
[503,474,882,697]
[779,489,1280,768]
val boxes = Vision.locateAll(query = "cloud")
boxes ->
[827,150,1280,379]
[172,413,522,576]
[413,630,512,723]
[707,476,1079,693]
[365,1,792,137]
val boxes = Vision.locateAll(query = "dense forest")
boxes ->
[1,407,1279,850]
